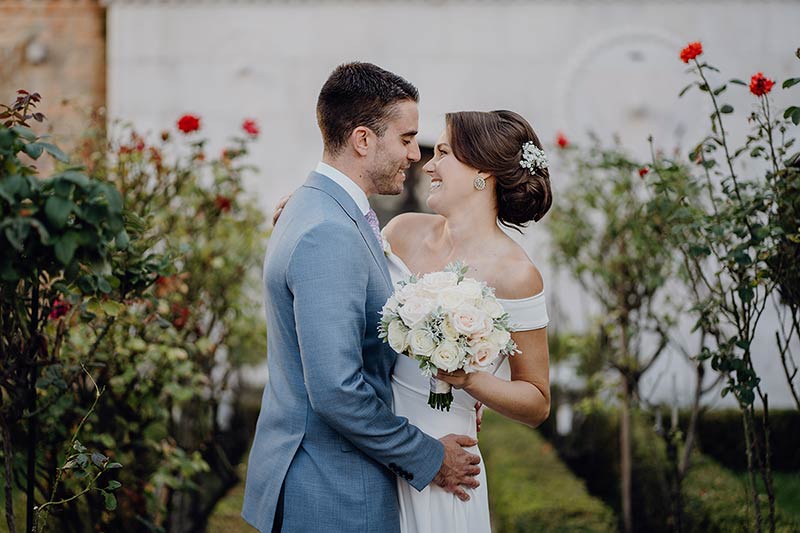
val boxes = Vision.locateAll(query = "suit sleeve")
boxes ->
[286,222,444,491]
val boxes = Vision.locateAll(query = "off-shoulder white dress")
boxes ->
[383,238,549,533]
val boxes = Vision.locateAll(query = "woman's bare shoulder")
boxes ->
[383,212,443,252]
[492,239,545,300]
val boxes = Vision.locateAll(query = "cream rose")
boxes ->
[398,295,435,329]
[395,281,422,304]
[430,340,462,372]
[439,315,460,342]
[450,305,490,336]
[387,320,409,353]
[456,278,484,302]
[468,340,501,371]
[421,271,458,292]
[437,285,468,310]
[481,297,505,319]
[488,329,512,351]
[383,295,400,315]
[407,328,436,357]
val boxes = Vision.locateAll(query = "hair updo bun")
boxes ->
[445,110,552,229]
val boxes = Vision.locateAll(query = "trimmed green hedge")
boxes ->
[539,407,799,532]
[684,409,800,471]
[683,454,799,533]
[480,411,616,532]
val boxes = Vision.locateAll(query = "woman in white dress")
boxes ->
[382,110,552,533]
[272,109,551,532]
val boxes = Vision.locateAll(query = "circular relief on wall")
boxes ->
[557,28,710,154]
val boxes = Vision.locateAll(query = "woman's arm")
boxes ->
[437,327,550,428]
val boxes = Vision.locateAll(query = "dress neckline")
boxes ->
[383,237,545,303]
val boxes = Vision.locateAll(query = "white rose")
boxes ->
[440,315,461,342]
[421,271,459,293]
[382,295,400,315]
[437,286,468,310]
[449,305,490,336]
[398,295,435,329]
[488,329,512,351]
[407,328,436,357]
[457,278,484,302]
[430,340,462,372]
[481,297,505,319]
[396,281,422,304]
[387,320,409,353]
[468,340,501,371]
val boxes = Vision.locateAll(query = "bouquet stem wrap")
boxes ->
[428,377,453,411]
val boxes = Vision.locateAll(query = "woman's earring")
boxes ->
[473,175,486,191]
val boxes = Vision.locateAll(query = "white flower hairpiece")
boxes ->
[519,141,548,174]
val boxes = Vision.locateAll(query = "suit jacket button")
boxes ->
[407,473,414,481]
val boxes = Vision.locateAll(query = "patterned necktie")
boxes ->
[364,208,383,247]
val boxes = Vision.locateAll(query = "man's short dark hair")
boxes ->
[316,62,419,156]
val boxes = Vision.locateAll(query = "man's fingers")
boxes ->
[455,435,478,447]
[467,453,481,465]
[461,477,480,489]
[448,485,470,502]
[271,208,283,226]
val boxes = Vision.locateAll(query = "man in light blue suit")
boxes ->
[242,63,481,532]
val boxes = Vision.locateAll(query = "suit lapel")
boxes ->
[304,172,393,290]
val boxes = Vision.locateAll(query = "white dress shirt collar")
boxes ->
[315,161,370,216]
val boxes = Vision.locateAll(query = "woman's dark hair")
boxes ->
[445,110,552,229]
[317,62,419,156]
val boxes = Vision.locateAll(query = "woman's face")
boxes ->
[423,128,480,214]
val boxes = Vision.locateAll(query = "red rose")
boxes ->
[749,72,775,97]
[556,132,569,149]
[177,114,201,134]
[171,304,190,330]
[215,195,232,212]
[242,119,260,137]
[638,167,649,177]
[680,42,703,63]
[49,298,71,320]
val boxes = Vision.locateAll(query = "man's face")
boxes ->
[365,100,421,195]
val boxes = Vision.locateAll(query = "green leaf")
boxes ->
[97,276,112,294]
[678,83,694,97]
[85,298,104,315]
[729,78,747,86]
[54,231,80,265]
[1,174,32,199]
[782,77,800,89]
[10,126,36,140]
[22,142,44,159]
[51,170,90,188]
[738,286,755,303]
[107,462,122,470]
[104,492,117,511]
[115,229,130,250]
[720,104,734,114]
[106,480,122,491]
[78,275,97,293]
[44,196,74,229]
[713,85,727,96]
[39,142,69,163]
[791,108,800,126]
[91,451,108,467]
[735,339,751,350]
[101,300,124,317]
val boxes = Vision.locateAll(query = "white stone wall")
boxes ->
[107,0,800,407]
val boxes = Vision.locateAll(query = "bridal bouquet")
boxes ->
[378,262,518,411]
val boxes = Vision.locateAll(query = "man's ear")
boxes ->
[351,126,372,157]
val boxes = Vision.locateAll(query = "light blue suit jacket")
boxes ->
[242,172,444,532]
